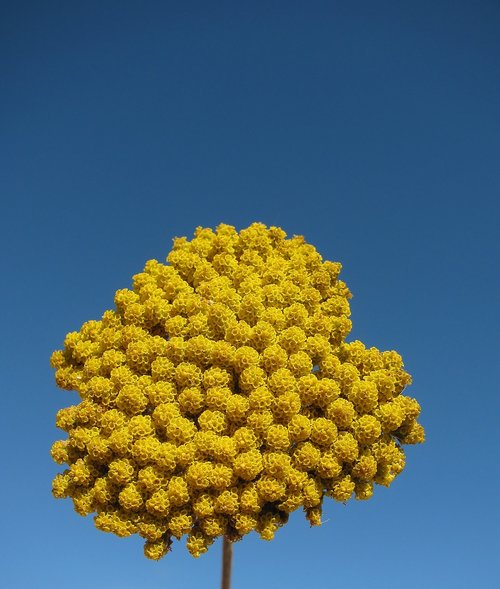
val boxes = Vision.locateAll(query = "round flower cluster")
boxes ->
[50,222,424,560]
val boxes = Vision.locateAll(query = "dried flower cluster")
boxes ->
[50,222,424,560]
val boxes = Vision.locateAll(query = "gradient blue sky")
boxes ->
[1,1,499,588]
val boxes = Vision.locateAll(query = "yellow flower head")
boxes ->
[50,222,424,559]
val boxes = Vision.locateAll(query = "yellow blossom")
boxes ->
[50,222,424,560]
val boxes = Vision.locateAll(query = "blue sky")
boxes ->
[1,1,499,587]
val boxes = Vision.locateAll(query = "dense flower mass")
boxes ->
[50,222,424,560]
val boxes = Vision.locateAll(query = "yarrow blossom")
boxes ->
[50,222,424,560]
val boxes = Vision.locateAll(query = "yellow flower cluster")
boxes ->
[50,222,424,560]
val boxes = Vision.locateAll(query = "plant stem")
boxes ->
[221,537,233,589]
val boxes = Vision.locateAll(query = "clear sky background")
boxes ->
[1,1,499,588]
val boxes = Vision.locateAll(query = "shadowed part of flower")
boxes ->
[50,222,425,560]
